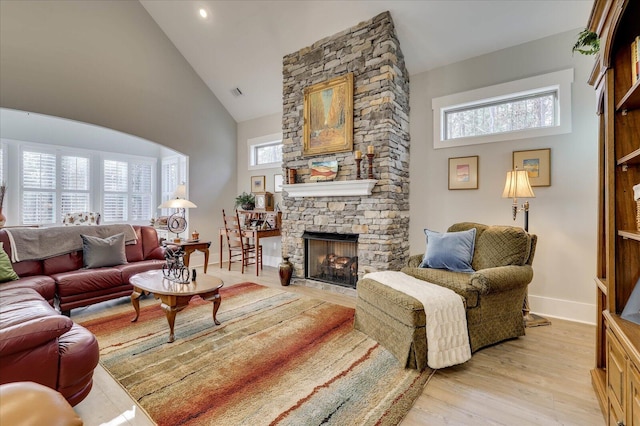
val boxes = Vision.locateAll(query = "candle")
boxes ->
[354,150,362,159]
[367,145,374,154]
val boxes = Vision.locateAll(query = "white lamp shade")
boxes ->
[502,170,535,199]
[158,198,197,209]
[173,184,187,199]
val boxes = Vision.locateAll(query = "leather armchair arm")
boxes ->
[0,316,73,356]
[469,265,533,295]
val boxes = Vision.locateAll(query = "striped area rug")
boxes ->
[79,282,432,425]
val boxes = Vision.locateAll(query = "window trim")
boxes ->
[247,133,283,170]
[432,68,574,149]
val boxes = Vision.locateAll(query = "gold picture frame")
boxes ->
[303,73,354,157]
[448,156,479,190]
[250,175,265,193]
[513,148,550,187]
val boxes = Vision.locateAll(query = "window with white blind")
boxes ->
[160,156,187,216]
[9,140,168,226]
[103,158,155,223]
[61,155,90,216]
[22,150,57,225]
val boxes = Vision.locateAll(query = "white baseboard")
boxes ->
[528,295,596,325]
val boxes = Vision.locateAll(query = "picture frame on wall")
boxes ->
[251,175,266,193]
[303,73,354,157]
[274,174,283,192]
[448,156,479,190]
[513,148,551,187]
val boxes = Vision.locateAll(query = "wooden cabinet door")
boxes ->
[608,330,628,425]
[630,364,640,426]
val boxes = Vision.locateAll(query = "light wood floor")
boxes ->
[74,265,604,426]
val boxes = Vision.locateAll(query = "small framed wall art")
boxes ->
[250,175,266,193]
[513,148,550,187]
[448,156,479,190]
[274,174,283,192]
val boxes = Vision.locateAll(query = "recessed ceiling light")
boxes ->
[199,8,208,19]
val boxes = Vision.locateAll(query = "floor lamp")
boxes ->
[502,168,551,328]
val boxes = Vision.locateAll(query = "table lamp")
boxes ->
[158,184,197,242]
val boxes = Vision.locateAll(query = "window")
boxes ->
[432,69,573,149]
[248,133,283,170]
[103,158,155,223]
[61,155,90,216]
[22,150,57,225]
[160,156,187,216]
[103,160,128,222]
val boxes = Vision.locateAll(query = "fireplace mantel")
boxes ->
[282,179,377,198]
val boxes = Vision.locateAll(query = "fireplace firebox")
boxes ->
[303,232,358,288]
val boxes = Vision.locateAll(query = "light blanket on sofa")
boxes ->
[6,224,138,262]
[364,271,471,369]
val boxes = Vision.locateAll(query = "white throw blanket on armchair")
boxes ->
[364,271,471,369]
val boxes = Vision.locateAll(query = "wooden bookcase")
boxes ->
[587,0,640,424]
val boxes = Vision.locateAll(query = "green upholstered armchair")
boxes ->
[401,222,537,352]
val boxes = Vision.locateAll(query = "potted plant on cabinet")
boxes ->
[235,192,255,211]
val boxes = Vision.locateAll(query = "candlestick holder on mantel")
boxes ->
[355,158,363,180]
[366,153,374,180]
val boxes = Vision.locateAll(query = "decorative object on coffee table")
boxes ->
[162,246,190,283]
[279,256,293,286]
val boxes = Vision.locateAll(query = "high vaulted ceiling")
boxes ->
[140,0,593,123]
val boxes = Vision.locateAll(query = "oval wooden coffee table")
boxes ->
[130,269,224,343]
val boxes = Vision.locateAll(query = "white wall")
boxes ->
[409,29,599,323]
[0,0,237,268]
[236,112,283,267]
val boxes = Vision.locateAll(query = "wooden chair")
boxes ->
[222,209,262,274]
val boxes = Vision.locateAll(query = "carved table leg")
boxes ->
[131,287,143,322]
[201,287,223,326]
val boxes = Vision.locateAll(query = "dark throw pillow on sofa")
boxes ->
[419,228,476,273]
[81,233,127,269]
[0,242,19,283]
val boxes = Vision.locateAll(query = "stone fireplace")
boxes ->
[281,11,410,288]
[303,231,358,288]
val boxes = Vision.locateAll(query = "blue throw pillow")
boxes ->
[419,228,476,273]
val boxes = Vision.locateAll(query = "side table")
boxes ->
[166,240,211,274]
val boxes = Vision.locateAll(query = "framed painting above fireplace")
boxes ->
[303,73,354,157]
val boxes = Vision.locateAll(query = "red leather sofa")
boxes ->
[0,225,166,405]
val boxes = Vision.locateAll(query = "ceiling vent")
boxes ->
[230,87,243,97]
